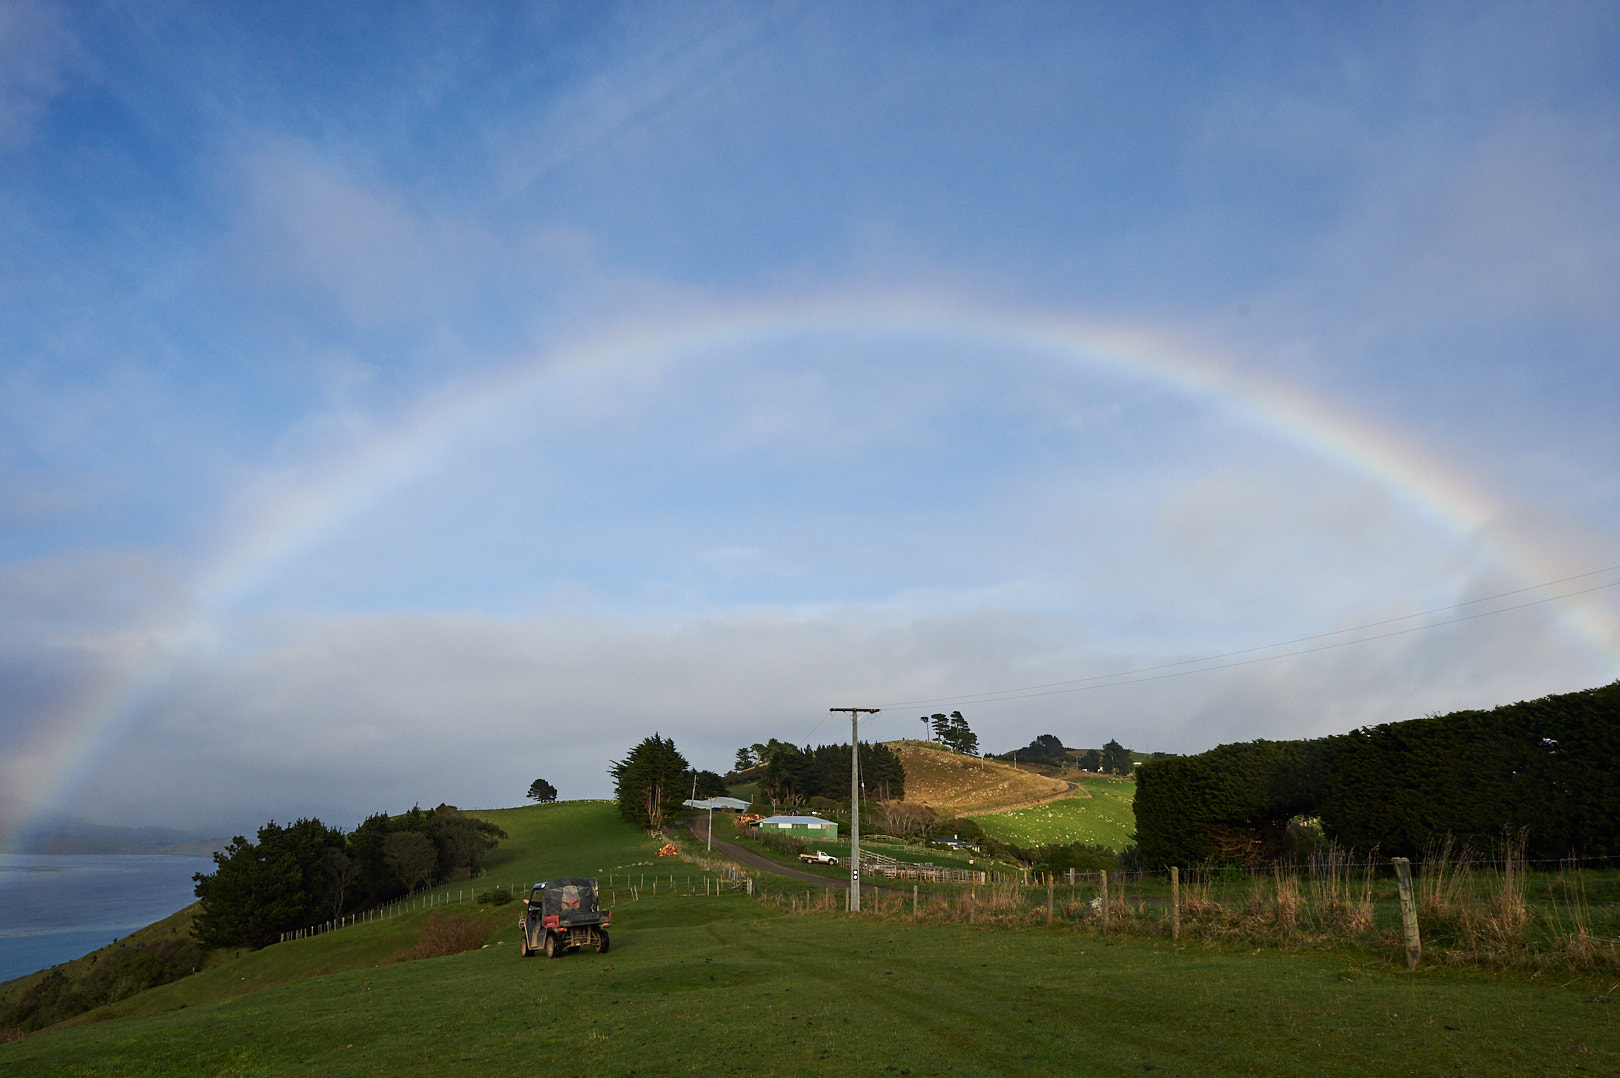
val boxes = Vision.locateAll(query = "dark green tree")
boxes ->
[383,830,439,892]
[610,733,691,830]
[191,817,347,949]
[1024,734,1066,758]
[1080,748,1102,771]
[693,769,730,797]
[941,711,978,755]
[526,778,558,802]
[762,743,821,808]
[855,741,907,801]
[1100,739,1131,774]
[838,741,907,800]
[347,812,401,905]
[428,811,507,877]
[752,738,797,764]
[929,713,950,741]
[320,848,358,918]
[762,741,907,804]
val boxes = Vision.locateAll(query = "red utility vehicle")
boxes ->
[519,877,610,958]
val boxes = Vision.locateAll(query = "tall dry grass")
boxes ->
[1308,843,1375,934]
[1414,829,1537,962]
[750,838,1618,974]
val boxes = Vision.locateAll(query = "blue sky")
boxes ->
[2,1,1617,836]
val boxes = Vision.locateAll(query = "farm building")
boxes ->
[751,814,840,840]
[682,796,751,812]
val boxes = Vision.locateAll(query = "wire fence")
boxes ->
[748,851,1620,973]
[278,831,1620,975]
[276,865,753,944]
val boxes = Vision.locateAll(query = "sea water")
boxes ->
[0,853,214,983]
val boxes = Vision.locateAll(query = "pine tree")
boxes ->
[609,733,690,830]
[940,711,978,754]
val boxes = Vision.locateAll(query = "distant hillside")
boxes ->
[9,815,226,856]
[886,741,1070,814]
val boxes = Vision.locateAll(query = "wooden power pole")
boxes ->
[830,707,879,912]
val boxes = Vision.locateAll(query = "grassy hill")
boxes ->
[971,774,1137,849]
[5,800,1617,1076]
[884,740,1138,848]
[0,801,663,1031]
[887,740,1069,813]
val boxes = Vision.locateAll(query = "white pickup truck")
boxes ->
[798,850,840,866]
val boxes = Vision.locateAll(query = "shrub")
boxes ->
[396,911,490,961]
[1032,841,1119,875]
[1,936,208,1034]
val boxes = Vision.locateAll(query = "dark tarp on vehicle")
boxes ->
[532,877,599,918]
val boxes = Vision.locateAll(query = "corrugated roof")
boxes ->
[682,796,751,810]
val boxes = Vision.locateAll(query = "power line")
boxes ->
[881,565,1620,709]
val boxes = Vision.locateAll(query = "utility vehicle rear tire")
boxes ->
[543,932,559,958]
[519,932,532,957]
[595,929,610,954]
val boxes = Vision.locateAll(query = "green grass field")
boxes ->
[472,799,657,883]
[971,777,1137,849]
[6,801,1618,1076]
[7,894,1616,1076]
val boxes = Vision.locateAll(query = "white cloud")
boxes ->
[0,0,72,152]
[44,574,1608,832]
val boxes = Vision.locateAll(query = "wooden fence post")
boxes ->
[1100,870,1109,937]
[1047,875,1055,927]
[1171,866,1181,941]
[1392,857,1421,969]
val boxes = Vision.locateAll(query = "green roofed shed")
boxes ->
[752,815,839,840]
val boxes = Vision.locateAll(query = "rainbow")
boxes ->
[9,295,1617,850]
